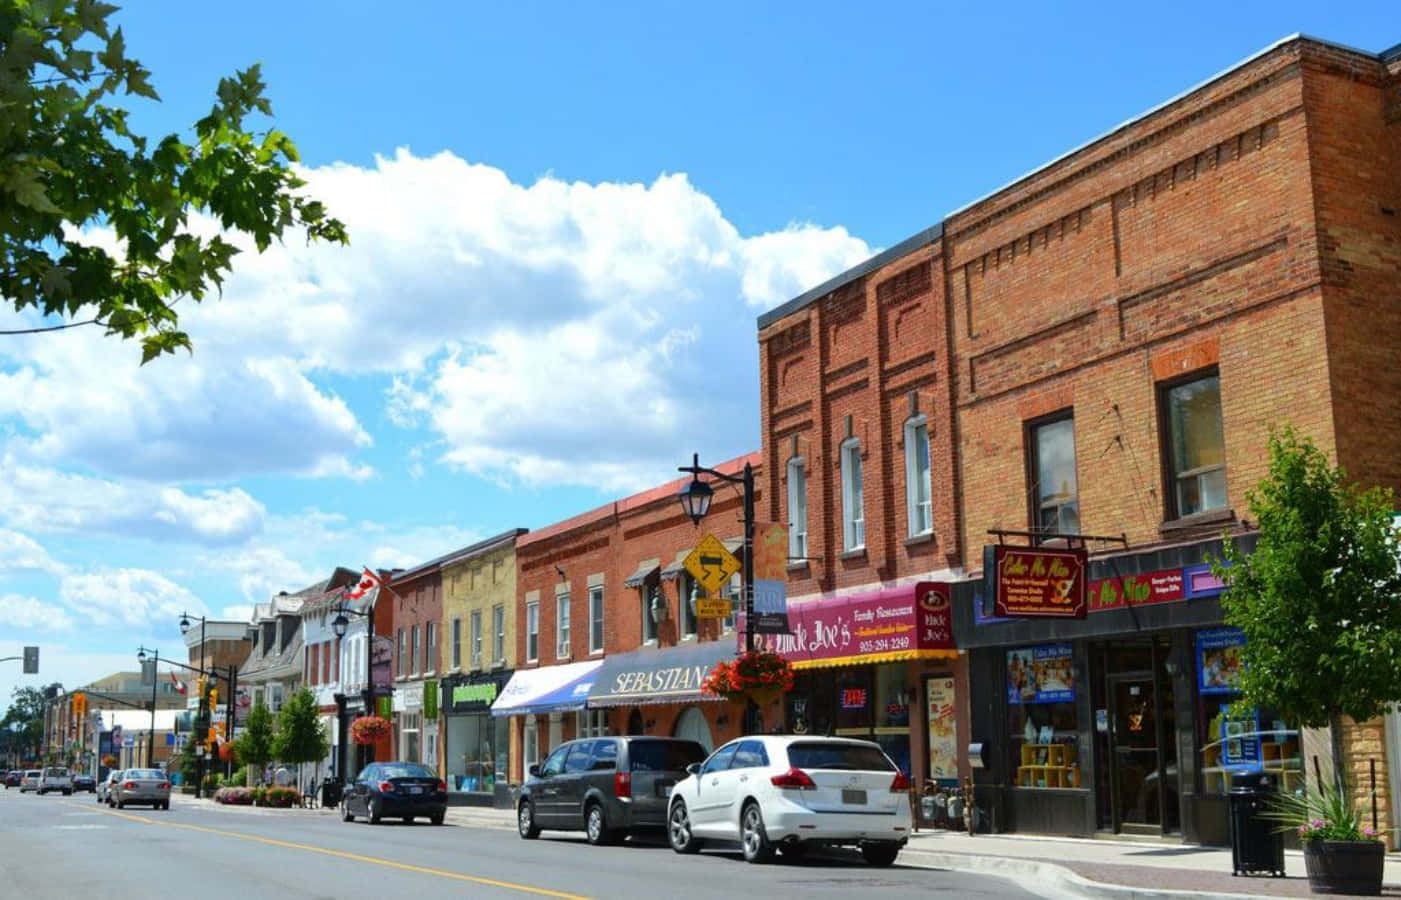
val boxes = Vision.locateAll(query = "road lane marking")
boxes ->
[65,801,587,899]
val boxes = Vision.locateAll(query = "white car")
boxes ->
[37,766,73,795]
[666,735,911,866]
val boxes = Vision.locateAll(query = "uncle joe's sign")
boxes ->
[748,581,953,664]
[993,545,1088,619]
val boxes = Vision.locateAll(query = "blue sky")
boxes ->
[1,1,1396,707]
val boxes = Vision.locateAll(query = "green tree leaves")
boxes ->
[271,687,328,768]
[0,1,347,362]
[234,696,275,771]
[1214,427,1401,729]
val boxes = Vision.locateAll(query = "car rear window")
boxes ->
[628,740,706,772]
[380,764,436,779]
[44,767,68,777]
[126,769,163,779]
[786,742,895,772]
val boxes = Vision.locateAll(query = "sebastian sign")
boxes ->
[993,546,1088,618]
[748,581,954,666]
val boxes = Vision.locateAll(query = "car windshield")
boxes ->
[628,740,706,772]
[379,764,435,779]
[786,742,895,772]
[126,769,163,779]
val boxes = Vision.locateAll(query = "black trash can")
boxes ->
[321,778,343,809]
[1228,771,1285,877]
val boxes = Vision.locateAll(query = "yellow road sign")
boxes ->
[694,593,731,619]
[684,534,741,595]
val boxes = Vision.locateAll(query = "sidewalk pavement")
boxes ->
[177,796,1401,899]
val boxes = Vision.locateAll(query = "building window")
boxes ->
[787,456,807,560]
[557,592,571,659]
[722,574,739,633]
[410,625,420,676]
[680,574,698,640]
[397,628,406,677]
[470,610,482,669]
[1162,372,1227,518]
[400,711,421,764]
[905,417,932,537]
[492,604,505,664]
[1029,414,1079,537]
[588,586,604,654]
[578,709,609,738]
[425,621,436,674]
[524,717,539,773]
[526,600,539,663]
[451,617,461,669]
[841,437,865,551]
[269,683,284,713]
[642,585,659,644]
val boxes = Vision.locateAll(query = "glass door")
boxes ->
[1109,674,1161,834]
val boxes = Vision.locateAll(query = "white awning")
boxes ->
[490,659,603,717]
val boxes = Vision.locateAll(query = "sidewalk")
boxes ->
[178,796,1401,898]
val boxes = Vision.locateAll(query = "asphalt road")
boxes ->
[0,787,1044,899]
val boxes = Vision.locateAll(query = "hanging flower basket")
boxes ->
[350,714,392,746]
[703,649,795,707]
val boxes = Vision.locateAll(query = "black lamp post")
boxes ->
[677,452,756,654]
[330,603,377,780]
[179,613,238,778]
[135,646,159,768]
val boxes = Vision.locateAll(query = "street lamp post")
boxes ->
[330,602,377,782]
[677,452,756,654]
[179,613,208,796]
[136,647,158,767]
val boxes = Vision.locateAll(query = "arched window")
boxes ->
[672,706,714,752]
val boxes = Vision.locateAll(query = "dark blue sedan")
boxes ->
[340,762,447,825]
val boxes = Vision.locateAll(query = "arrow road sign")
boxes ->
[684,534,741,596]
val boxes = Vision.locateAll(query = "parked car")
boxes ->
[97,770,122,805]
[72,773,96,793]
[340,762,446,825]
[666,735,911,866]
[4,770,21,788]
[37,766,72,795]
[517,736,708,845]
[19,770,41,792]
[109,768,170,810]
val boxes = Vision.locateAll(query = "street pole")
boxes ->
[741,461,755,656]
[361,603,375,774]
[225,664,237,778]
[148,649,158,768]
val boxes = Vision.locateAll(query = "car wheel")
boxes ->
[584,803,618,846]
[779,843,809,861]
[860,842,900,867]
[403,817,414,824]
[740,802,774,864]
[517,800,540,839]
[430,813,445,826]
[64,790,72,796]
[341,800,354,822]
[367,798,382,825]
[668,800,702,854]
[116,799,125,809]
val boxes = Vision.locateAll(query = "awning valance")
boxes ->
[587,640,733,708]
[490,659,603,717]
[623,560,660,588]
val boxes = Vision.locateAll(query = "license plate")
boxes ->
[409,786,423,795]
[841,789,866,805]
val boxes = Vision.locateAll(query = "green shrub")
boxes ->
[265,786,301,808]
[202,774,220,794]
[251,786,267,806]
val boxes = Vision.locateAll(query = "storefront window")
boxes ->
[445,713,507,793]
[1007,644,1080,789]
[1195,627,1299,795]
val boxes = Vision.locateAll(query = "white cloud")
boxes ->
[59,569,205,629]
[0,460,267,546]
[0,594,76,631]
[0,529,66,574]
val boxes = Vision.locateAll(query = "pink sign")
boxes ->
[744,581,954,664]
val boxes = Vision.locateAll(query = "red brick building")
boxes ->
[384,560,443,771]
[755,35,1401,844]
[498,454,762,783]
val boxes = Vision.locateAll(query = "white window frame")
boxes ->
[841,437,865,551]
[904,416,932,537]
[556,592,571,659]
[787,456,807,561]
[410,625,420,677]
[451,617,461,670]
[425,621,437,675]
[524,718,539,772]
[577,709,609,738]
[642,585,659,645]
[492,604,505,664]
[470,610,482,669]
[680,575,698,640]
[526,600,539,663]
[397,628,406,677]
[722,574,739,633]
[588,586,604,655]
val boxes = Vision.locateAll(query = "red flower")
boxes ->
[350,715,391,745]
[703,650,794,701]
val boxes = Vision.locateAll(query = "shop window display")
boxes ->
[1007,644,1080,788]
[446,713,508,794]
[1194,627,1299,794]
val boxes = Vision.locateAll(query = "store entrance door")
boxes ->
[1108,674,1162,835]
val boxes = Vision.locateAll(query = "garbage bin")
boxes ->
[321,778,343,809]
[1228,771,1284,877]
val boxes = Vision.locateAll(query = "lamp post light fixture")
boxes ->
[677,452,756,654]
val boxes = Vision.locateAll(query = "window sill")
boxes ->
[590,649,604,657]
[786,560,810,573]
[839,547,867,561]
[1160,508,1236,536]
[903,532,934,548]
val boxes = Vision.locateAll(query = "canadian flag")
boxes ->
[170,671,187,695]
[345,567,382,601]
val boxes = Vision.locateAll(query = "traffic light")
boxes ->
[22,646,38,673]
[72,692,86,716]
[207,726,217,745]
[208,687,218,709]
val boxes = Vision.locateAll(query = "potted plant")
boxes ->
[350,714,391,746]
[702,649,795,708]
[1268,778,1386,895]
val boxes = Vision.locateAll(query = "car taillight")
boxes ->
[770,767,816,790]
[890,771,909,792]
[123,782,136,790]
[614,772,631,799]
[379,781,394,793]
[159,782,170,790]
[436,780,447,793]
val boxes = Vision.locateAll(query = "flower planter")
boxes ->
[1302,839,1385,896]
